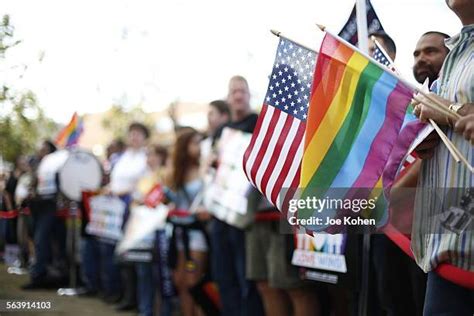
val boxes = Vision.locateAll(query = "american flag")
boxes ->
[243,38,317,210]
[373,41,391,67]
[372,39,397,72]
[339,0,385,46]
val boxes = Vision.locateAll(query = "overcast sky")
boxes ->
[2,0,462,123]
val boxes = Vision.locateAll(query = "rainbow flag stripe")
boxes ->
[301,33,413,191]
[55,112,83,148]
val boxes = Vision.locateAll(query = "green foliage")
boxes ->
[101,104,154,139]
[0,15,57,162]
[0,15,21,58]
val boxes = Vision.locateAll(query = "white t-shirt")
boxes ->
[110,148,147,195]
[200,137,213,165]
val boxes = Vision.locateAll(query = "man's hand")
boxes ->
[454,114,474,143]
[412,92,451,125]
[414,131,440,159]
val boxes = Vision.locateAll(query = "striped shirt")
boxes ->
[412,24,474,273]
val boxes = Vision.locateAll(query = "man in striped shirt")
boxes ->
[412,0,474,314]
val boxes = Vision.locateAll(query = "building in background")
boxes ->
[78,102,208,158]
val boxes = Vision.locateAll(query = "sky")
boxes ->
[2,0,462,123]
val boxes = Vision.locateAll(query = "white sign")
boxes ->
[292,249,347,273]
[204,128,253,228]
[291,233,347,273]
[85,195,126,241]
[116,204,169,254]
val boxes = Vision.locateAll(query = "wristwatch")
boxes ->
[449,102,464,113]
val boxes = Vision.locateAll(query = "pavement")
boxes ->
[0,263,136,316]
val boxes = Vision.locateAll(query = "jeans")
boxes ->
[155,229,174,316]
[30,199,65,280]
[3,217,17,244]
[97,194,130,298]
[80,236,100,291]
[423,271,474,316]
[0,217,5,247]
[98,240,121,296]
[52,217,67,274]
[210,219,263,316]
[136,262,155,316]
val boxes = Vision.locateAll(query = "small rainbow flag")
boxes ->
[55,112,83,148]
[299,33,414,229]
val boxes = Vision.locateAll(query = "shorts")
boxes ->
[246,220,305,289]
[175,227,208,252]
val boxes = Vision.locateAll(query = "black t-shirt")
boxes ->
[5,175,19,209]
[0,194,7,211]
[213,113,258,142]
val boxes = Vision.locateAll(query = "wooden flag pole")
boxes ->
[429,118,462,163]
[270,29,319,54]
[317,24,460,121]
[430,118,474,173]
[449,140,474,173]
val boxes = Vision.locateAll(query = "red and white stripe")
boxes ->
[243,104,305,211]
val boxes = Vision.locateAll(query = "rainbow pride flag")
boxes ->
[55,112,83,148]
[299,33,414,229]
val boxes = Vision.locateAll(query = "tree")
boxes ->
[101,104,154,140]
[0,15,20,58]
[0,15,57,162]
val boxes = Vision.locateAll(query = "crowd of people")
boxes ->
[1,1,473,315]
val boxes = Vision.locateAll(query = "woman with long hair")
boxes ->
[165,128,208,316]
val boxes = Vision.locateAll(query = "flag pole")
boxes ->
[355,3,370,315]
[270,29,319,54]
[356,0,369,53]
[316,24,460,121]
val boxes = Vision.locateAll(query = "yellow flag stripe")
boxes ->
[301,52,369,187]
